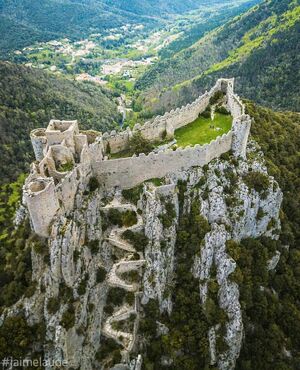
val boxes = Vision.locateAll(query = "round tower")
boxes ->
[30,128,47,161]
[23,177,60,237]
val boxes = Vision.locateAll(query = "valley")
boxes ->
[9,0,260,127]
[0,1,299,370]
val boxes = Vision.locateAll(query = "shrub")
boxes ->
[0,315,35,358]
[73,250,80,263]
[128,132,154,155]
[106,208,123,226]
[216,330,229,353]
[96,267,107,283]
[107,287,126,307]
[88,239,99,255]
[125,292,135,306]
[161,129,167,140]
[104,304,114,315]
[196,177,206,188]
[257,207,266,220]
[147,178,164,186]
[96,337,121,364]
[200,105,211,118]
[122,185,143,204]
[243,172,270,193]
[216,106,230,115]
[59,282,74,303]
[122,229,149,251]
[209,91,225,105]
[57,161,74,173]
[121,270,140,283]
[61,304,76,330]
[229,267,244,285]
[77,274,88,295]
[28,233,47,255]
[121,210,138,227]
[47,297,60,314]
[106,142,111,155]
[226,240,241,261]
[88,177,99,192]
[106,208,137,227]
[160,240,167,250]
[159,201,176,229]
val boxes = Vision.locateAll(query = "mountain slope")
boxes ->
[0,62,119,184]
[0,0,218,58]
[0,101,299,369]
[136,0,300,115]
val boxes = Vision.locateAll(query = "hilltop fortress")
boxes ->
[23,78,251,237]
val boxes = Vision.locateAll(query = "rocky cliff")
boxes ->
[1,137,282,370]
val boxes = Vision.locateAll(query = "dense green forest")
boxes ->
[159,0,260,59]
[234,102,300,369]
[136,103,300,369]
[0,0,221,58]
[136,0,300,115]
[0,62,120,184]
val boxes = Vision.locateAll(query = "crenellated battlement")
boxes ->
[23,78,251,237]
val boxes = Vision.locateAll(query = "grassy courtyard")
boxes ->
[174,112,232,147]
[109,112,232,159]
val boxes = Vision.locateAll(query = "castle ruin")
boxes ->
[23,78,251,237]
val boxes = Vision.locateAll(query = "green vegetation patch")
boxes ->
[243,171,270,193]
[122,185,144,204]
[106,208,138,228]
[61,304,76,330]
[96,337,122,367]
[139,191,212,368]
[174,113,232,148]
[122,229,149,252]
[0,315,45,360]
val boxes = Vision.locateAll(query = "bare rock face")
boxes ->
[2,139,282,370]
[141,184,178,313]
[140,139,282,370]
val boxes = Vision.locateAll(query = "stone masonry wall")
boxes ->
[24,78,251,236]
[102,79,225,154]
[93,131,233,190]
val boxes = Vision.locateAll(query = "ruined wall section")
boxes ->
[93,131,233,190]
[30,129,47,162]
[102,79,228,154]
[23,79,251,237]
[23,177,60,237]
[231,115,252,159]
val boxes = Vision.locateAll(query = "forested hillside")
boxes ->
[136,0,300,115]
[0,0,218,58]
[0,62,119,184]
[0,101,299,368]
[234,102,300,369]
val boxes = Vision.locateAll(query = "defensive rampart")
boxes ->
[94,132,233,190]
[23,78,251,237]
[102,79,231,154]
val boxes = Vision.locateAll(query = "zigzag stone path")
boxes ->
[101,198,146,357]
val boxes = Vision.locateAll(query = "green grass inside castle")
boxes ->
[174,112,232,148]
[111,110,232,159]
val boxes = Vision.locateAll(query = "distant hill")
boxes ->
[0,0,220,58]
[136,0,300,115]
[0,62,119,184]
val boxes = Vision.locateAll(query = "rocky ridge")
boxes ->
[1,137,282,370]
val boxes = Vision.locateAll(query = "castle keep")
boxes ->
[23,78,251,237]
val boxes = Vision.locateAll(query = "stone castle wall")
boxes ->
[102,79,225,154]
[23,78,251,237]
[93,131,233,190]
[23,177,60,237]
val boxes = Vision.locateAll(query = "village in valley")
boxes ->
[12,23,178,92]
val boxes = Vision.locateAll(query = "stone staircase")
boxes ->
[101,198,146,357]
